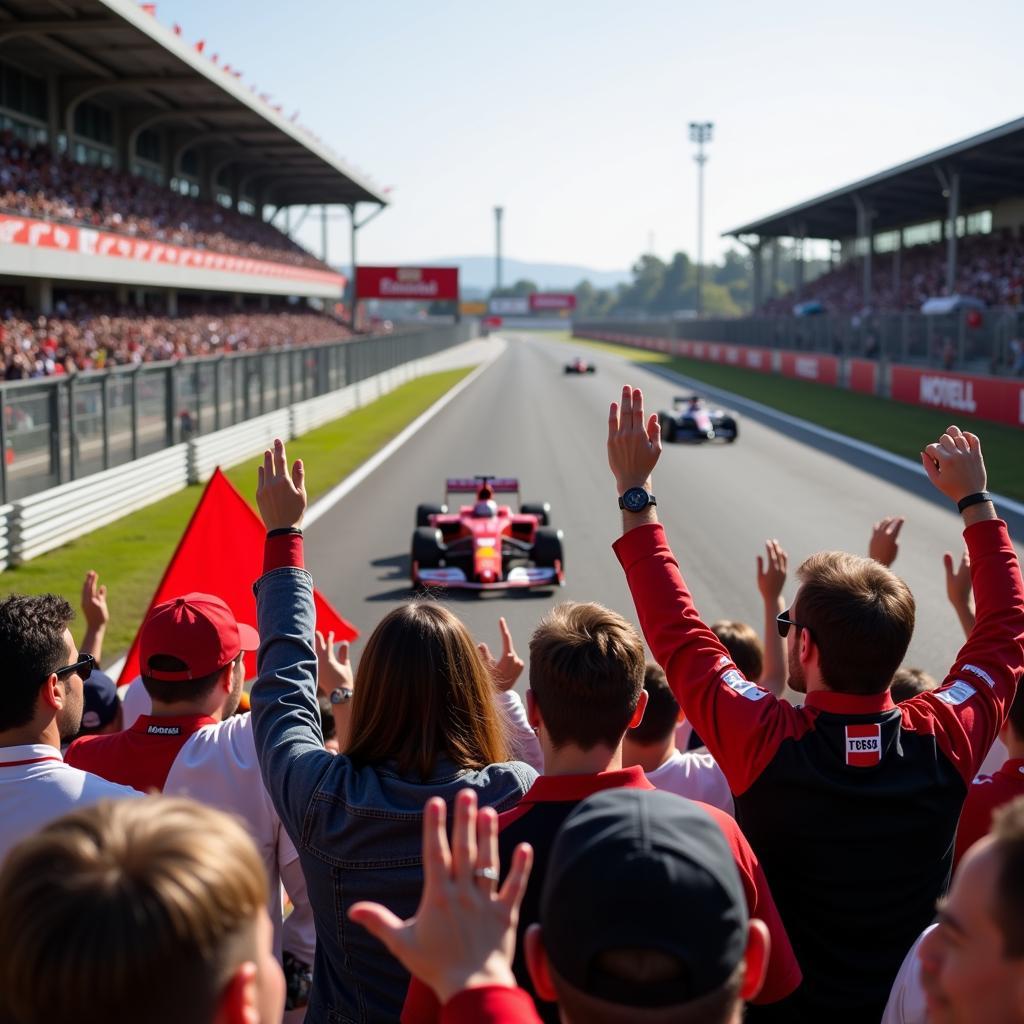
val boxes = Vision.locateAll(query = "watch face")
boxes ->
[622,487,649,513]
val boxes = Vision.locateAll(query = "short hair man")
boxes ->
[401,602,800,1023]
[65,593,315,1001]
[0,796,285,1024]
[918,796,1024,1023]
[954,685,1024,867]
[0,593,136,863]
[355,788,771,1024]
[623,662,733,813]
[608,389,1024,1022]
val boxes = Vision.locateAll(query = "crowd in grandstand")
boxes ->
[0,389,1022,1024]
[763,229,1024,315]
[0,132,327,271]
[0,292,349,379]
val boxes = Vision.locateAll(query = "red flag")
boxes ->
[118,468,357,686]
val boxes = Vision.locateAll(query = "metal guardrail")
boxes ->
[0,322,472,504]
[575,309,1024,377]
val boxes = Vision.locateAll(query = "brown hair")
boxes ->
[991,797,1024,956]
[345,602,508,778]
[627,663,680,746]
[0,797,267,1024]
[890,666,938,704]
[795,551,915,695]
[711,621,763,682]
[529,602,645,751]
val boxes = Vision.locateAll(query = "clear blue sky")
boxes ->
[157,0,1024,273]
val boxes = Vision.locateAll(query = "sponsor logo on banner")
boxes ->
[936,680,977,706]
[846,724,882,767]
[355,266,460,301]
[796,357,819,379]
[529,293,577,311]
[919,375,977,413]
[489,296,530,316]
[722,669,768,701]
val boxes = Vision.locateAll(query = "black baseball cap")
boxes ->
[539,788,748,1008]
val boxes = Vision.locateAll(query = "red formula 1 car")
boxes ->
[564,357,596,374]
[411,477,565,591]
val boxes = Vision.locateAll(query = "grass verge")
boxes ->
[560,332,1024,502]
[0,367,473,658]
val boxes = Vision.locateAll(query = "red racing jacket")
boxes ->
[614,518,1024,1024]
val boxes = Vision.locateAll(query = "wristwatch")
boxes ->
[618,487,657,513]
[329,687,354,705]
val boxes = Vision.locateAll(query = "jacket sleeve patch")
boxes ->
[722,669,769,702]
[936,680,977,706]
[962,664,996,689]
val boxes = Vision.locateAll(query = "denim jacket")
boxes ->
[250,567,537,1024]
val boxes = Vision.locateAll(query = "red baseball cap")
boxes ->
[140,593,260,681]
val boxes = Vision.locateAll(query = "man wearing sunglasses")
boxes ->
[607,386,1024,1024]
[0,593,137,863]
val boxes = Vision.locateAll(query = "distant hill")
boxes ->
[337,257,630,297]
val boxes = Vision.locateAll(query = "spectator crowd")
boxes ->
[0,387,1023,1024]
[0,132,328,271]
[763,229,1024,315]
[1,292,350,379]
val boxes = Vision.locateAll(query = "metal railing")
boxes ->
[575,309,1024,377]
[0,322,474,503]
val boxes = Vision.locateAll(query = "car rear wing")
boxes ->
[445,477,520,494]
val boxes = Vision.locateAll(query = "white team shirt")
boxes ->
[880,924,933,1024]
[644,747,735,815]
[162,712,316,964]
[0,743,139,865]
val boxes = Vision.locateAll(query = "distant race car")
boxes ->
[564,357,596,374]
[658,395,739,443]
[411,477,565,591]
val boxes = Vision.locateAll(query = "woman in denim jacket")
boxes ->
[250,440,537,1023]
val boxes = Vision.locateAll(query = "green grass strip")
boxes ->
[560,332,1024,502]
[0,367,473,659]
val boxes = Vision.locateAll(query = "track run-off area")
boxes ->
[305,330,1024,688]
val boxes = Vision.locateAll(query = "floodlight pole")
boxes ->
[494,206,504,292]
[689,121,713,316]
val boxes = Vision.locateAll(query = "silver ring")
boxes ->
[474,867,499,882]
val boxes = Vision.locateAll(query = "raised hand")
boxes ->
[921,426,987,503]
[315,630,352,697]
[257,438,307,531]
[607,385,662,493]
[348,790,533,1004]
[868,516,905,567]
[478,617,524,693]
[756,540,788,605]
[80,570,109,631]
[943,548,976,638]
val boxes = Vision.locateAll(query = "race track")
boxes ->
[305,331,1024,688]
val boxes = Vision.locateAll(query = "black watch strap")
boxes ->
[267,526,304,538]
[957,491,991,513]
[618,489,657,511]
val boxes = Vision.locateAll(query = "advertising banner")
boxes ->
[488,296,530,316]
[355,266,459,301]
[779,351,839,387]
[890,366,1024,426]
[848,359,879,395]
[529,292,577,311]
[0,213,345,287]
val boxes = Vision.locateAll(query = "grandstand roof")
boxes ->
[725,115,1024,241]
[1,0,388,209]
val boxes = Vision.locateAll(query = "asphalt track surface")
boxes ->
[305,331,1024,689]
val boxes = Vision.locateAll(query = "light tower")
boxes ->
[688,121,714,316]
[494,206,504,293]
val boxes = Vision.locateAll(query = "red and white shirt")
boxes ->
[66,712,315,963]
[0,742,138,864]
[954,757,1024,867]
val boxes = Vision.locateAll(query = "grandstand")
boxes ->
[0,0,388,336]
[726,115,1024,316]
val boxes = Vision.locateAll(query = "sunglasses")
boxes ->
[776,610,810,640]
[52,653,95,682]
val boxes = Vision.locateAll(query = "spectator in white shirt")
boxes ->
[0,593,136,864]
[622,663,734,814]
